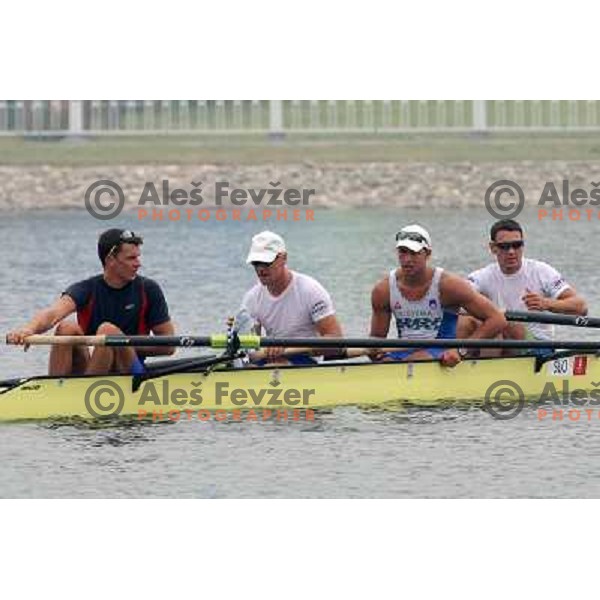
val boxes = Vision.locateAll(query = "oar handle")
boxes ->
[250,347,367,360]
[249,347,315,361]
[249,347,423,361]
[11,335,108,346]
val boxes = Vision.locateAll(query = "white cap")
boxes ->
[246,231,286,264]
[395,224,432,252]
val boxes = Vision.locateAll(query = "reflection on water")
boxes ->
[1,207,600,497]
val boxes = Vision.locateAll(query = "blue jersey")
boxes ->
[389,267,457,340]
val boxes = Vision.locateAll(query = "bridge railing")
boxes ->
[1,100,600,136]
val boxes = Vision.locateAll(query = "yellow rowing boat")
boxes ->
[0,352,598,421]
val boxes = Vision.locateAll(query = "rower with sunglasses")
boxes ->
[370,224,506,367]
[7,228,175,375]
[460,219,587,352]
[241,230,343,365]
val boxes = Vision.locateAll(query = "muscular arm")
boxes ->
[7,295,77,344]
[314,314,344,358]
[441,273,507,340]
[552,289,588,315]
[315,314,343,337]
[369,278,391,338]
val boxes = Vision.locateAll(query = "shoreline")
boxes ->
[0,161,598,212]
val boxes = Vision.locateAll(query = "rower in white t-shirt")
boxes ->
[241,230,343,365]
[459,219,587,350]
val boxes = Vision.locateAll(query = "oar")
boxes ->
[132,352,234,392]
[12,333,600,351]
[506,310,600,329]
[7,334,212,347]
[248,347,366,361]
[240,338,600,350]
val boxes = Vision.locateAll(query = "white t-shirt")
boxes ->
[241,271,335,337]
[467,258,571,340]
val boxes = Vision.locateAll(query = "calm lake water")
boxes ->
[1,206,599,497]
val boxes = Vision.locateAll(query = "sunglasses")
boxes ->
[397,247,424,255]
[396,231,429,244]
[251,255,279,270]
[107,230,143,259]
[120,230,141,243]
[494,240,524,251]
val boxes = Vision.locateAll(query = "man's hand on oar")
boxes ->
[521,290,550,312]
[6,328,36,351]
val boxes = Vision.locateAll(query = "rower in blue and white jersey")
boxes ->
[369,224,506,367]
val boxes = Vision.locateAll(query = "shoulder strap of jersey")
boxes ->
[137,277,149,334]
[76,276,98,334]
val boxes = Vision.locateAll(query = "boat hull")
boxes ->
[0,353,598,421]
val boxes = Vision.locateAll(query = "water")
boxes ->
[1,206,599,498]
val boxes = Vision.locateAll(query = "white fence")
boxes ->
[1,100,600,135]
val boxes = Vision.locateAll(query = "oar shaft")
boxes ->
[104,335,213,347]
[506,310,600,329]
